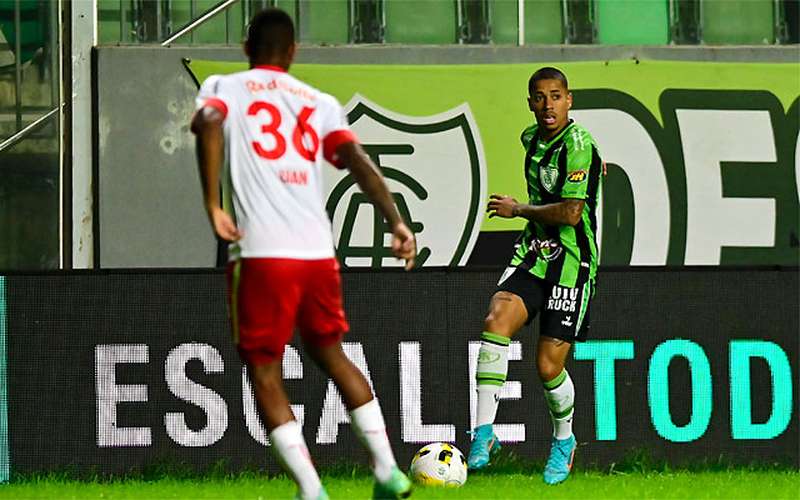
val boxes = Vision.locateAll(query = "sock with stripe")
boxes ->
[269,420,323,500]
[543,369,574,439]
[349,398,397,483]
[475,331,510,427]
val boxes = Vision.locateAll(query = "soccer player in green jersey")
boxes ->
[467,67,603,485]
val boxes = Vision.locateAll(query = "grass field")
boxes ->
[1,469,798,499]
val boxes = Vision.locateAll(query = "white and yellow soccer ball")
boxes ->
[409,442,468,487]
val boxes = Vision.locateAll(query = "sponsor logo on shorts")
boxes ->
[548,286,579,313]
[567,170,587,183]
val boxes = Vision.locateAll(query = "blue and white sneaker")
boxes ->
[543,434,577,485]
[467,424,502,470]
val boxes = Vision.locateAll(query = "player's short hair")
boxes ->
[528,67,569,94]
[246,8,295,59]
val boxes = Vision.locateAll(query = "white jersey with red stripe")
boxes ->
[195,65,356,260]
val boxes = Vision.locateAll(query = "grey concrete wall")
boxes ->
[95,45,798,268]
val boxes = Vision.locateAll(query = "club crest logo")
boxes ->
[323,94,487,268]
[540,162,559,193]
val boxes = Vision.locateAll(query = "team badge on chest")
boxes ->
[538,145,562,194]
[539,162,559,193]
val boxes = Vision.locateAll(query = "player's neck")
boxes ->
[539,120,570,142]
[249,58,291,72]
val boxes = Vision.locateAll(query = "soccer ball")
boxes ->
[408,442,468,487]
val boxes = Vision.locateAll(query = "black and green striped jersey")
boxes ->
[509,119,602,288]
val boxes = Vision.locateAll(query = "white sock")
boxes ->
[350,398,397,482]
[269,420,322,500]
[543,369,575,440]
[475,331,510,427]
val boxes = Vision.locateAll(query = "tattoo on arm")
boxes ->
[513,199,584,226]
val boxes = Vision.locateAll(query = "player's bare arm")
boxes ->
[336,141,417,270]
[487,193,584,226]
[191,107,242,242]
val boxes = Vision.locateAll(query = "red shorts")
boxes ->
[227,257,349,365]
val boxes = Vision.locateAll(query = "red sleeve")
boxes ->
[203,97,228,119]
[322,130,358,169]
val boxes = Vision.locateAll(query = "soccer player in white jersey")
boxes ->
[191,9,416,500]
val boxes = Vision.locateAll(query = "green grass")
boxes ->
[0,470,798,499]
[1,453,796,499]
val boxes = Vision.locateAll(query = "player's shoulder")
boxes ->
[297,79,341,107]
[282,73,343,109]
[199,73,228,91]
[316,89,342,110]
[562,122,597,153]
[520,124,538,149]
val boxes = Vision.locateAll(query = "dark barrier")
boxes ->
[3,268,798,474]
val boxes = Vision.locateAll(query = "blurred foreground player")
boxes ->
[191,9,415,500]
[467,67,603,485]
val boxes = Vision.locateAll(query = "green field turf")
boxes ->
[1,469,798,499]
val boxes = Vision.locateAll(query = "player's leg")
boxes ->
[468,268,536,470]
[537,280,592,485]
[230,258,327,500]
[297,258,411,499]
[537,336,577,485]
[246,360,326,500]
[304,341,411,499]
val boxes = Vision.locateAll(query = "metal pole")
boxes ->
[14,0,22,132]
[517,0,524,46]
[58,0,65,268]
[165,0,173,38]
[50,0,59,107]
[698,0,704,44]
[70,0,96,268]
[0,107,61,154]
[119,0,125,42]
[456,0,464,44]
[190,0,195,43]
[225,3,230,44]
[156,0,162,40]
[161,0,239,46]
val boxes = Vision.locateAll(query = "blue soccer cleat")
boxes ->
[543,434,577,485]
[467,424,502,470]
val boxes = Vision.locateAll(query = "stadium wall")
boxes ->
[95,46,800,269]
[3,267,798,475]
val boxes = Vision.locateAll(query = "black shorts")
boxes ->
[495,266,594,343]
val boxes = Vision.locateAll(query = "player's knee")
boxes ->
[537,357,562,383]
[483,314,512,337]
[249,363,283,391]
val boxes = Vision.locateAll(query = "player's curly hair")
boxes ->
[528,67,569,95]
[246,8,295,59]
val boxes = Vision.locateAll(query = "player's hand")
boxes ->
[487,194,519,219]
[391,222,416,271]
[602,160,608,176]
[208,206,242,242]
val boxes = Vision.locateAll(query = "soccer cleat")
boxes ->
[373,466,413,499]
[294,486,329,500]
[543,434,577,485]
[467,424,502,470]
